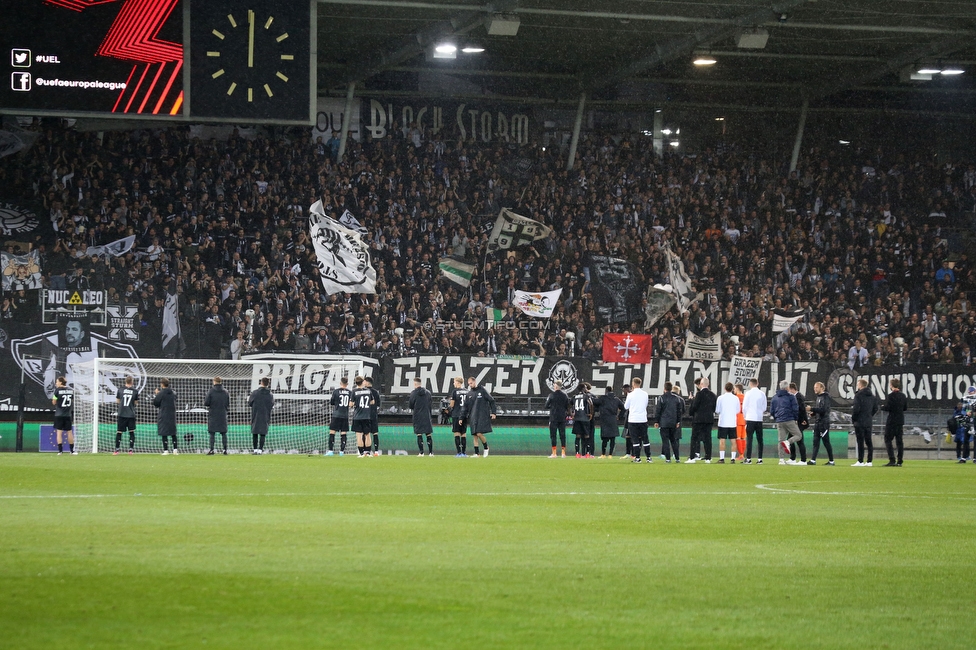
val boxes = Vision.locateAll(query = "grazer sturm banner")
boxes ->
[380,356,830,402]
[728,356,763,387]
[363,99,531,144]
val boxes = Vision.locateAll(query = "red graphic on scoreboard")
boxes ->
[44,0,183,114]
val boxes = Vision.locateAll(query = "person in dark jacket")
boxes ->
[882,377,909,466]
[686,377,716,463]
[851,378,878,466]
[789,382,809,464]
[770,380,802,464]
[594,385,624,458]
[654,381,685,462]
[153,378,178,455]
[409,377,434,456]
[204,376,230,455]
[807,381,834,465]
[462,376,496,457]
[248,376,275,454]
[545,381,570,458]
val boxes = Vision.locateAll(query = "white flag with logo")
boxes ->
[309,200,377,295]
[338,209,369,236]
[513,289,561,318]
[86,235,136,258]
[772,309,805,333]
[486,208,551,253]
[683,330,722,361]
[662,242,698,313]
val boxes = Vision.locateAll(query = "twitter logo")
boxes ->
[11,49,31,68]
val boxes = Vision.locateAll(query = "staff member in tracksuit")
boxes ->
[595,385,624,458]
[882,378,909,467]
[686,377,716,463]
[545,380,570,458]
[807,381,834,465]
[653,381,684,462]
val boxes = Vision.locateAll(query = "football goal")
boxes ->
[69,355,376,454]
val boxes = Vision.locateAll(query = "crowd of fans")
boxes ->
[2,117,976,367]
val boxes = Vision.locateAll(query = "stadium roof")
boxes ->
[315,0,976,116]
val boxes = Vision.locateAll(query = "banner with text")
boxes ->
[362,99,533,144]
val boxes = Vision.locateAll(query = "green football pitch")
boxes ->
[1,455,972,649]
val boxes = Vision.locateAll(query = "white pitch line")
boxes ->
[754,483,976,500]
[0,490,757,500]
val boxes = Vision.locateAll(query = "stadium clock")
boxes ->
[189,0,311,122]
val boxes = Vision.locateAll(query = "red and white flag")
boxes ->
[602,333,652,364]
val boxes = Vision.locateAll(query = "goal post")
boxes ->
[69,356,376,454]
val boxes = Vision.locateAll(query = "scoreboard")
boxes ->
[0,0,314,124]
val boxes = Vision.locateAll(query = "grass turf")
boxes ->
[0,454,972,649]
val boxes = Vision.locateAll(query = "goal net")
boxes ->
[69,355,376,454]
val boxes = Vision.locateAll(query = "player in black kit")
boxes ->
[351,376,374,457]
[114,376,139,455]
[52,376,76,455]
[448,377,469,457]
[328,376,351,456]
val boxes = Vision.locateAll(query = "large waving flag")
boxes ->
[662,242,698,313]
[513,289,561,318]
[486,209,551,253]
[309,200,377,295]
[439,257,476,288]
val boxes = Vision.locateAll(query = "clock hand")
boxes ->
[248,9,255,68]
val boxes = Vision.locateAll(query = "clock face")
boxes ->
[189,1,310,122]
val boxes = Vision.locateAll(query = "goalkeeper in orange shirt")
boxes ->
[734,383,747,462]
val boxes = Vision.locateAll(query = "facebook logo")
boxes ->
[11,49,31,68]
[11,72,31,92]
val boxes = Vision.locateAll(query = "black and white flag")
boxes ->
[662,242,698,313]
[86,235,135,258]
[772,309,805,333]
[590,255,645,325]
[486,208,551,253]
[162,277,182,354]
[309,200,377,295]
[683,330,722,361]
[645,284,677,328]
